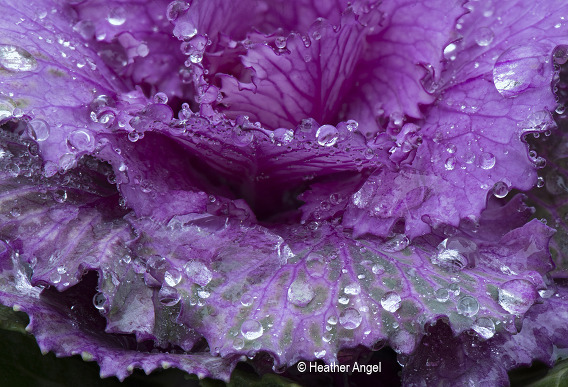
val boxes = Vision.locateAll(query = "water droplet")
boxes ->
[59,153,76,171]
[128,131,140,142]
[493,45,548,98]
[479,152,496,170]
[240,293,254,307]
[381,291,401,313]
[382,234,410,252]
[166,0,189,21]
[153,92,168,105]
[435,288,449,302]
[448,283,460,296]
[474,27,494,47]
[444,157,456,171]
[493,181,509,198]
[420,63,438,94]
[147,255,166,270]
[391,330,416,354]
[67,130,94,152]
[0,45,38,72]
[346,120,358,131]
[327,315,338,325]
[93,292,106,310]
[431,237,478,272]
[49,271,61,284]
[446,144,457,154]
[232,337,245,350]
[28,119,50,141]
[472,317,495,339]
[444,43,457,61]
[241,319,263,340]
[498,279,537,315]
[553,45,568,66]
[522,110,554,133]
[6,163,20,177]
[183,260,212,286]
[275,36,286,49]
[457,295,479,317]
[287,278,315,307]
[272,128,294,145]
[107,7,126,26]
[314,349,326,358]
[158,286,181,306]
[339,307,362,329]
[344,283,361,296]
[52,189,67,203]
[372,264,384,275]
[338,296,349,305]
[305,254,325,278]
[316,125,339,147]
[164,269,182,287]
[197,289,210,299]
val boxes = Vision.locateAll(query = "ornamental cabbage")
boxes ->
[0,0,567,385]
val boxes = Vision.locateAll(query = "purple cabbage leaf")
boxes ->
[0,0,568,385]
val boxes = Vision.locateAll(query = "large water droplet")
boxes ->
[241,319,263,340]
[0,45,38,72]
[472,317,495,339]
[316,125,339,147]
[184,260,212,286]
[381,291,401,313]
[158,285,181,306]
[287,278,315,307]
[493,45,548,98]
[457,295,479,317]
[498,279,537,315]
[431,236,478,272]
[339,307,362,329]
